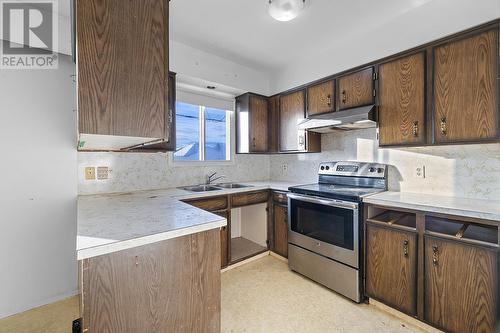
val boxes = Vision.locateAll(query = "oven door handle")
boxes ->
[287,193,358,210]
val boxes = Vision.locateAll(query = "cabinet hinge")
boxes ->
[373,72,378,80]
[168,109,173,123]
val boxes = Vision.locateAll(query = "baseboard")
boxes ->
[221,251,271,273]
[269,251,288,263]
[368,298,443,333]
[0,289,79,320]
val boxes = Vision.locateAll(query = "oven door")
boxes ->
[287,193,359,268]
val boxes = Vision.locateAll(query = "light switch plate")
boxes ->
[85,167,96,180]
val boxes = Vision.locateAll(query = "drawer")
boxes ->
[231,190,269,207]
[272,191,288,205]
[183,196,228,212]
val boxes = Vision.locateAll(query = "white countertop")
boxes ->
[77,181,304,260]
[364,191,500,223]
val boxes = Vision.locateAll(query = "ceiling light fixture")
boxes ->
[268,0,305,22]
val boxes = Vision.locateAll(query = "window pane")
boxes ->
[174,102,200,161]
[204,108,227,161]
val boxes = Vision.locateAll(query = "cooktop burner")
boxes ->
[288,161,388,202]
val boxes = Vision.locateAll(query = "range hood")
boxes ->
[298,105,376,133]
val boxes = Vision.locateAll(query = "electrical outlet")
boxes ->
[281,164,288,176]
[85,167,96,180]
[415,165,426,179]
[97,166,110,180]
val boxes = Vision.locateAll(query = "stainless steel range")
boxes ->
[287,161,388,302]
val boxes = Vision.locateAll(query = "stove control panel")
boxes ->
[318,161,387,178]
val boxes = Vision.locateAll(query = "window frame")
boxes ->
[172,102,233,165]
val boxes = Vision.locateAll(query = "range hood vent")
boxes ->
[299,105,376,133]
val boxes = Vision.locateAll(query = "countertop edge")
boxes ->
[364,195,500,222]
[77,218,227,260]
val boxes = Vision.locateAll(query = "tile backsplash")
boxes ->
[270,128,500,201]
[78,152,270,195]
[78,129,500,201]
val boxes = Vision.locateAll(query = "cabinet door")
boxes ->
[307,80,335,116]
[338,68,374,110]
[77,0,169,141]
[215,211,229,268]
[433,29,498,143]
[268,95,280,152]
[280,90,306,151]
[378,53,426,146]
[366,224,417,316]
[424,236,498,333]
[249,95,269,152]
[273,204,288,258]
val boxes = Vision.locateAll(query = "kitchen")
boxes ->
[1,0,500,332]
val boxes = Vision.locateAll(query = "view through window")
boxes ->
[174,102,230,161]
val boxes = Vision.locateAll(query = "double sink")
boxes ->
[182,183,252,192]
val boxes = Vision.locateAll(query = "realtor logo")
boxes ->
[1,0,58,69]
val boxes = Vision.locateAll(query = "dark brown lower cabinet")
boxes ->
[273,204,288,258]
[365,223,417,315]
[215,210,230,268]
[424,236,498,333]
[79,229,221,333]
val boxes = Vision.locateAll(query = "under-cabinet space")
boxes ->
[426,216,499,247]
[366,209,416,230]
[230,203,268,263]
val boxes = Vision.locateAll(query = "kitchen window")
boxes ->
[174,102,231,161]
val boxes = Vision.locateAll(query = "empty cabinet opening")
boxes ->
[230,203,268,262]
[426,216,498,246]
[366,209,417,230]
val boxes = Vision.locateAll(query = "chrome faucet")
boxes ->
[206,171,225,185]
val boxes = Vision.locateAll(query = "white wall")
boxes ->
[0,54,77,318]
[270,129,500,201]
[270,0,500,93]
[170,40,271,95]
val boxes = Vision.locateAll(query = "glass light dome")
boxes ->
[268,0,305,22]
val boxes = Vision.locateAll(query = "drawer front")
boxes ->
[231,190,269,207]
[272,191,288,205]
[184,196,228,211]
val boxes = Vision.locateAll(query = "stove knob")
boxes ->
[320,166,325,170]
[325,166,330,170]
[377,168,384,173]
[369,167,376,173]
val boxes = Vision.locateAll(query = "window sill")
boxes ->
[170,159,235,168]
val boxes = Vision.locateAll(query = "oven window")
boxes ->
[290,199,354,250]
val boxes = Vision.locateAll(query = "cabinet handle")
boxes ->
[327,94,332,107]
[412,121,419,137]
[432,245,439,266]
[440,118,447,136]
[341,90,347,104]
[403,240,409,257]
[252,137,256,148]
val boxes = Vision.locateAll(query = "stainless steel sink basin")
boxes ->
[182,185,222,192]
[214,183,252,189]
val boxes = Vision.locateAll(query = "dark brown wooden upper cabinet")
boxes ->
[268,95,280,153]
[77,0,170,151]
[433,28,499,144]
[236,93,269,153]
[337,67,374,110]
[279,90,321,152]
[424,235,498,333]
[378,52,426,146]
[307,80,335,116]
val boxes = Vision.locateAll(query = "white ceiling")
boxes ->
[170,0,432,73]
